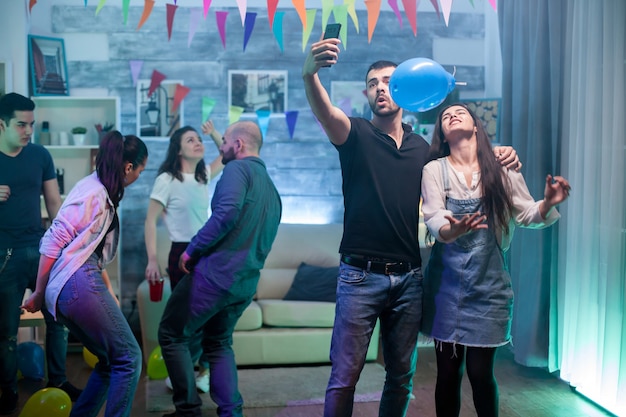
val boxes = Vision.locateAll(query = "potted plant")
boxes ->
[71,126,88,145]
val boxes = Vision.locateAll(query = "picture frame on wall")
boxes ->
[330,81,371,119]
[136,79,184,139]
[228,70,287,116]
[461,98,501,144]
[0,61,12,97]
[28,35,69,96]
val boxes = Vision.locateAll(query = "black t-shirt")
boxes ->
[334,117,430,265]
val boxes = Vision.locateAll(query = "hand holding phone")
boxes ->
[321,23,341,67]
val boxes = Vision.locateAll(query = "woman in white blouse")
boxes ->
[420,103,571,417]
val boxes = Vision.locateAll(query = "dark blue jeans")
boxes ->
[56,255,141,417]
[158,273,253,417]
[324,263,423,417]
[0,246,69,393]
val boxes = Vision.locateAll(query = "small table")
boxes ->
[19,310,47,379]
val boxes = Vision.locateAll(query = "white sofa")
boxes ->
[137,223,380,366]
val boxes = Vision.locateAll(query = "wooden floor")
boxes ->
[13,344,616,417]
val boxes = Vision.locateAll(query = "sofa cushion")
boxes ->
[234,300,262,331]
[283,262,338,302]
[257,299,335,328]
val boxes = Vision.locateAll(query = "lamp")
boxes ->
[145,101,160,125]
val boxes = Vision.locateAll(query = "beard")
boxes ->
[371,104,401,118]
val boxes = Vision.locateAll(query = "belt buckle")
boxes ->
[384,263,392,275]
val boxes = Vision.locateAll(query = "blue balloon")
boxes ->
[17,342,45,380]
[389,58,457,112]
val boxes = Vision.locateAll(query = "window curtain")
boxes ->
[498,0,565,368]
[557,1,625,415]
[499,0,626,415]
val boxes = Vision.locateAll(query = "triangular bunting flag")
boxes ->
[332,6,349,49]
[236,0,247,26]
[285,111,298,139]
[203,0,212,19]
[267,0,279,29]
[256,109,271,138]
[216,11,228,48]
[122,0,130,24]
[387,0,403,27]
[166,3,178,41]
[365,0,381,43]
[172,84,190,113]
[148,70,167,97]
[272,11,286,52]
[95,0,106,15]
[302,9,317,52]
[136,0,155,31]
[129,60,143,87]
[188,8,202,47]
[401,0,417,36]
[243,12,257,51]
[441,0,452,26]
[292,0,308,29]
[344,0,359,33]
[229,106,245,125]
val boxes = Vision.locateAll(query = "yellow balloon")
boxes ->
[19,388,71,417]
[82,347,99,369]
[147,346,168,380]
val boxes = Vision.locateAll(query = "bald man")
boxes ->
[158,121,282,417]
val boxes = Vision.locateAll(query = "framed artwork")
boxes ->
[136,79,184,138]
[228,70,287,116]
[330,81,371,119]
[461,98,501,143]
[28,35,69,96]
[0,61,11,97]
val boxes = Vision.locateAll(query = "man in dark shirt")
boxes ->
[302,38,520,417]
[158,121,282,417]
[0,93,81,415]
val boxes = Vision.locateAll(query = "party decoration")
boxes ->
[272,11,286,52]
[129,60,143,87]
[148,70,166,97]
[172,84,190,112]
[344,0,360,33]
[285,110,299,139]
[229,106,245,125]
[29,0,37,13]
[365,0,381,43]
[136,0,155,31]
[302,9,317,52]
[17,342,44,380]
[292,0,307,29]
[122,0,130,25]
[389,57,457,112]
[19,388,71,417]
[147,346,168,380]
[166,3,178,41]
[440,0,452,26]
[267,0,279,29]
[388,0,403,27]
[401,0,417,36]
[429,0,440,18]
[243,12,257,51]
[332,6,349,49]
[203,0,212,19]
[256,109,271,138]
[216,11,228,48]
[322,0,334,30]
[95,0,106,15]
[202,97,217,122]
[236,0,247,26]
[82,347,98,369]
[488,0,497,12]
[188,8,202,47]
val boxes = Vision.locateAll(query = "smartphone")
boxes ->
[322,23,342,67]
[323,23,341,40]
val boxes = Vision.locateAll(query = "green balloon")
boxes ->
[147,346,169,380]
[19,388,71,417]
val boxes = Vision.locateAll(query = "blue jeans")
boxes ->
[158,273,253,417]
[324,262,423,417]
[56,254,141,417]
[0,246,70,392]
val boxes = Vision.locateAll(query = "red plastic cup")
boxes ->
[149,279,164,302]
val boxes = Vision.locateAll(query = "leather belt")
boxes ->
[340,254,413,275]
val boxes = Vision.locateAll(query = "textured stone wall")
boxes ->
[50,5,485,329]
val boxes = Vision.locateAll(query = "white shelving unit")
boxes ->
[33,96,122,298]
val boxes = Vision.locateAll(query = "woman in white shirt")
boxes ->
[420,103,571,417]
[23,131,148,417]
[144,120,223,393]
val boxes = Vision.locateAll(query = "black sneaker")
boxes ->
[0,389,18,415]
[47,381,82,402]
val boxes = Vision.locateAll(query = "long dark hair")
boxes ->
[429,103,513,234]
[96,131,148,208]
[157,126,208,184]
